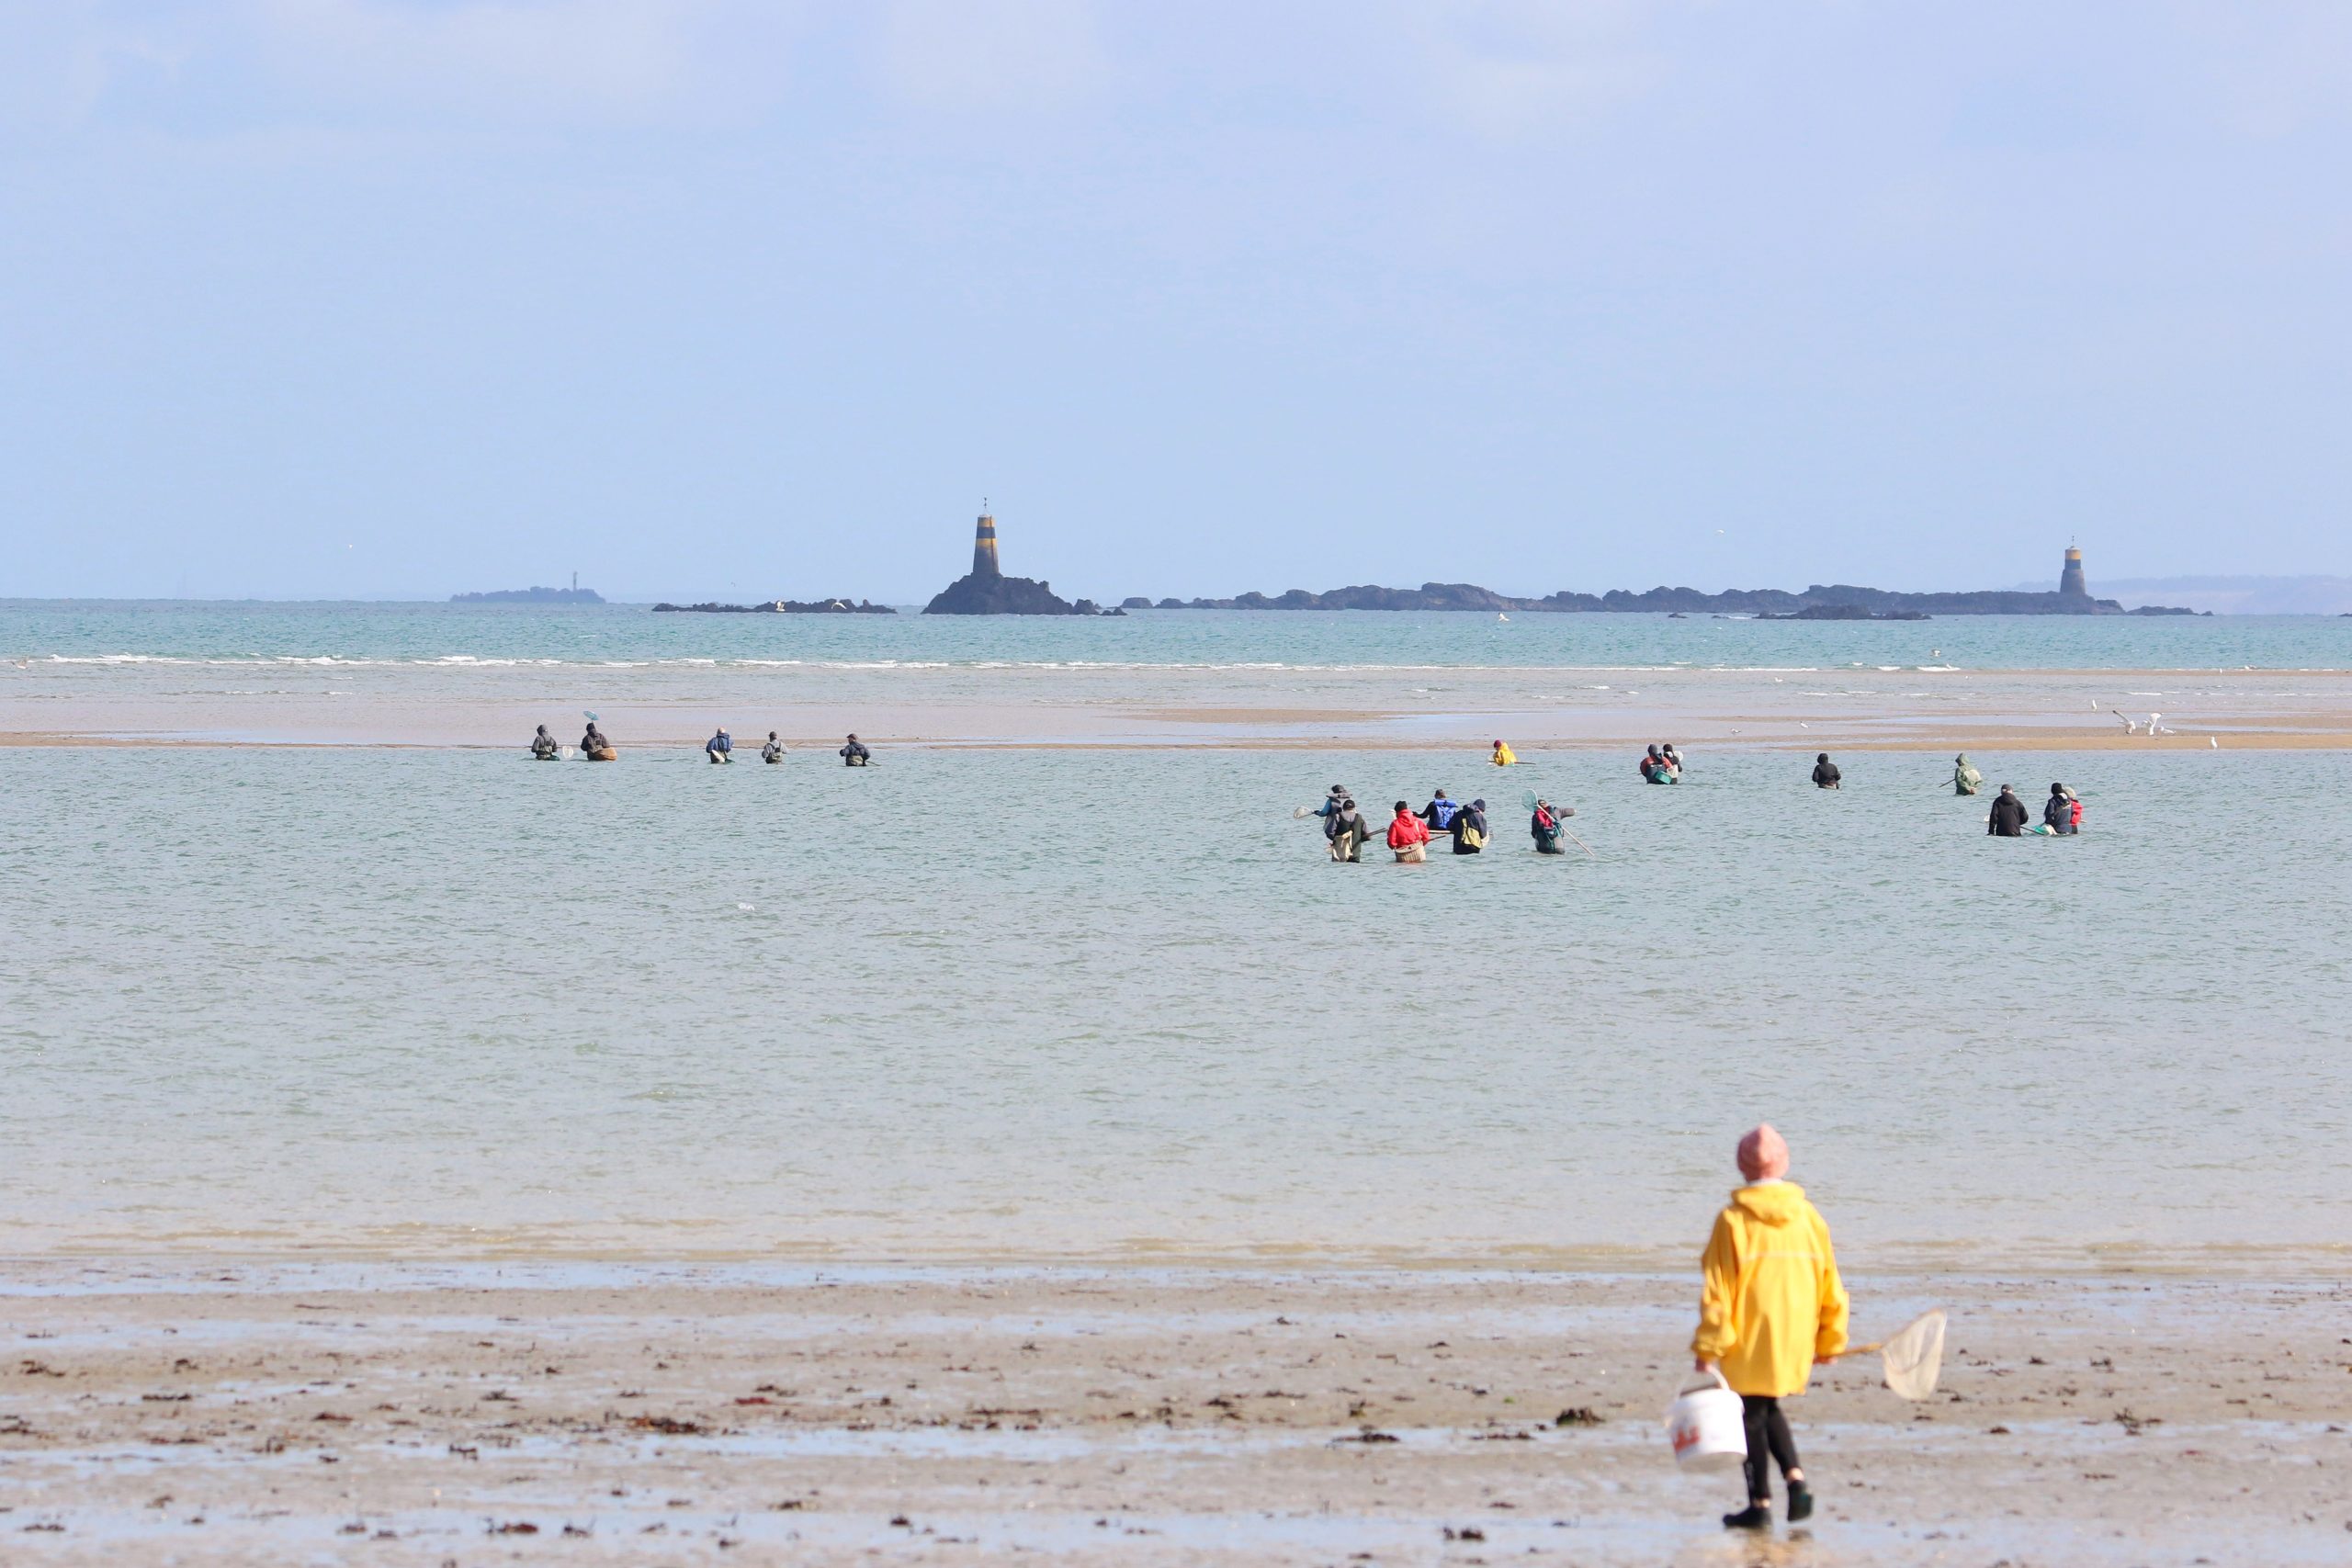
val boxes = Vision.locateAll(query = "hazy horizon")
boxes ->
[6,3,2350,601]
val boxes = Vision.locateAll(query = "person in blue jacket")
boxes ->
[706,728,733,763]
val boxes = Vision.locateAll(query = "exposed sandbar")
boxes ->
[1,1264,2342,1565]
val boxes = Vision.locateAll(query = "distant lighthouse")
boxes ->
[971,511,1001,579]
[2059,544,2087,598]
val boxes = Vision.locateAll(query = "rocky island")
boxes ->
[1115,547,2193,616]
[451,585,604,604]
[923,513,1116,615]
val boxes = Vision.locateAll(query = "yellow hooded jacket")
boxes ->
[1691,1180,1849,1397]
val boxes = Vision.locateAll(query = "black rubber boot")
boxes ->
[1722,1504,1772,1530]
[1787,1482,1814,1522]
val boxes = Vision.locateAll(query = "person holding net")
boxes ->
[1691,1124,1848,1531]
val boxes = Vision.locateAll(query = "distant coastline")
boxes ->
[451,586,605,604]
[654,598,897,615]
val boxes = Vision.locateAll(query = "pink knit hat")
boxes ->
[1736,1123,1790,1181]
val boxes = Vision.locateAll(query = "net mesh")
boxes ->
[1879,1309,1946,1400]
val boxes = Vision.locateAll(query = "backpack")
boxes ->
[1430,800,1459,829]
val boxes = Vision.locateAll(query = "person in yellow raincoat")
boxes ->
[1490,739,1517,766]
[1691,1124,1849,1531]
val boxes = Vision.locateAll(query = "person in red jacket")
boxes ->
[1386,800,1430,863]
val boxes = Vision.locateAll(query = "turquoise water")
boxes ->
[5,739,2344,1264]
[6,599,2349,671]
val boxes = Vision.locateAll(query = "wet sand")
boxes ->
[4,655,2349,751]
[3,1264,2346,1565]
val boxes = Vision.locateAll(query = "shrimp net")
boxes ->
[1877,1309,1946,1400]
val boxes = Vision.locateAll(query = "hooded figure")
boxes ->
[707,728,733,762]
[1530,798,1569,854]
[1386,801,1430,863]
[1324,797,1366,863]
[1952,753,1983,796]
[1311,784,1350,821]
[1988,784,2029,836]
[1811,753,1840,789]
[581,722,614,759]
[1693,1124,1849,1532]
[1490,739,1517,766]
[1449,797,1488,854]
[2043,783,2077,834]
[530,725,560,760]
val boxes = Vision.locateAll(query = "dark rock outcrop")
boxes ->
[922,573,1089,615]
[1148,580,2133,615]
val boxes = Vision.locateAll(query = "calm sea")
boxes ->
[4,608,2346,1269]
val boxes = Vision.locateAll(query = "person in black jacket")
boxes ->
[1325,797,1367,863]
[1449,798,1488,854]
[1988,784,2030,836]
[1810,753,1841,789]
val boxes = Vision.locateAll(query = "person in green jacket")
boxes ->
[1952,753,1983,795]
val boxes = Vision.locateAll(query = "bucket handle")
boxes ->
[1671,1366,1733,1400]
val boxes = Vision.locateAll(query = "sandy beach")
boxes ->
[4,662,2350,751]
[3,1264,2346,1565]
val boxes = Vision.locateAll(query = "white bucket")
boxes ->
[1663,1369,1746,1472]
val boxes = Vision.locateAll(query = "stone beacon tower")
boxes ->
[2059,543,2087,598]
[971,512,1001,579]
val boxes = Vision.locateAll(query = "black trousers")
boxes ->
[1741,1394,1800,1502]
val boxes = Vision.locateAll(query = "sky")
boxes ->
[3,1,2348,603]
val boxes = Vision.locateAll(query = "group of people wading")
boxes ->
[527,726,875,767]
[1313,740,2091,863]
[1811,748,2087,834]
[1311,785,1576,863]
[530,722,615,761]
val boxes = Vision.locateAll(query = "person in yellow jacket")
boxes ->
[1489,739,1518,766]
[1691,1123,1849,1531]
